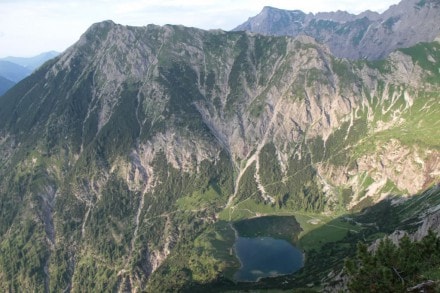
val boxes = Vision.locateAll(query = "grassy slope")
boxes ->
[185,42,440,290]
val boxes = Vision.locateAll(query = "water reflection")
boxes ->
[233,236,303,282]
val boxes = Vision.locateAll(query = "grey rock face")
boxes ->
[234,0,440,60]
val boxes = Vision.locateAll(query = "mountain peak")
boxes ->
[89,19,116,29]
[261,6,303,13]
[74,20,118,49]
[234,0,440,60]
[261,6,277,11]
[82,20,117,37]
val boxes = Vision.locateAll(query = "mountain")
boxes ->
[0,20,439,292]
[0,76,15,96]
[0,60,32,83]
[234,0,440,60]
[1,51,60,71]
[0,51,59,96]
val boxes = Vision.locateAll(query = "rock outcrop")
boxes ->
[234,0,440,60]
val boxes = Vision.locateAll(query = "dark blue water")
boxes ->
[233,237,303,282]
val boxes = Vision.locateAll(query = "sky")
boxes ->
[0,0,402,58]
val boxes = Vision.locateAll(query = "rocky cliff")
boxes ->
[0,20,439,292]
[234,0,440,60]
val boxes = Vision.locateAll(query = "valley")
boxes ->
[0,1,439,291]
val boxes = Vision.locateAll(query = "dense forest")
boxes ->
[345,230,440,292]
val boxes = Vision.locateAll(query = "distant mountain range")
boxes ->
[0,76,15,96]
[234,0,440,60]
[0,60,31,83]
[0,51,59,95]
[1,51,59,71]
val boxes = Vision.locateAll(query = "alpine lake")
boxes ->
[232,216,304,282]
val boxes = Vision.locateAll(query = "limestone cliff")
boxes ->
[234,0,440,60]
[0,20,438,292]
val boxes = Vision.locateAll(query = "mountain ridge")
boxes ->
[0,20,439,292]
[234,0,440,60]
[0,60,31,83]
[0,51,60,95]
[0,75,15,96]
[1,51,59,70]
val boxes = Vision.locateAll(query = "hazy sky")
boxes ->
[0,0,401,58]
